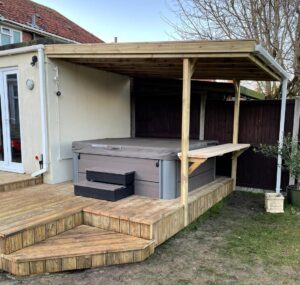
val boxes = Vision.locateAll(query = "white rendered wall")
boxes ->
[45,59,131,183]
[0,52,43,174]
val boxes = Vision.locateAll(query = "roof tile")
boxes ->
[0,0,103,43]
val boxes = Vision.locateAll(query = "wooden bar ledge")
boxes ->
[178,143,250,175]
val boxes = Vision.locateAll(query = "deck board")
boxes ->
[2,225,154,275]
[178,143,250,160]
[0,172,43,192]
[5,225,153,262]
[0,183,95,237]
[0,176,233,276]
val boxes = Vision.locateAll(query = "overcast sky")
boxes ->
[33,0,177,42]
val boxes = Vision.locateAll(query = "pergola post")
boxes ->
[231,80,241,190]
[181,58,197,227]
[275,78,288,193]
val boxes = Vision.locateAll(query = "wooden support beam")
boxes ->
[181,58,197,227]
[188,159,207,175]
[231,80,241,190]
[190,58,198,75]
[199,92,207,140]
[232,149,247,159]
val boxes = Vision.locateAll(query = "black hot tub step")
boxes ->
[74,181,133,202]
[86,167,135,186]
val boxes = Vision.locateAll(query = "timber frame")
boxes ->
[45,39,288,224]
[45,40,282,81]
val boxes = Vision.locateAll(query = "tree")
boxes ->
[256,134,300,189]
[167,0,300,97]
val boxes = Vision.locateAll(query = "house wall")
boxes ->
[22,31,33,42]
[0,51,43,174]
[45,59,131,183]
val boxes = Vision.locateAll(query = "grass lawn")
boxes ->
[1,191,300,285]
[220,196,300,268]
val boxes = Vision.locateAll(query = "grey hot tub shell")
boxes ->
[72,138,217,199]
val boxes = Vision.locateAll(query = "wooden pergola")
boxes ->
[45,40,289,225]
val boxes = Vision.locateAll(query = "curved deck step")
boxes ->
[1,225,155,276]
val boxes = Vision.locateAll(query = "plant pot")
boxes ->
[289,185,300,208]
[286,185,294,204]
[265,193,284,213]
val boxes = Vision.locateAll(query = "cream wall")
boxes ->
[45,59,131,184]
[0,52,43,174]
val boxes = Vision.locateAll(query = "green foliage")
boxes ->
[255,134,300,186]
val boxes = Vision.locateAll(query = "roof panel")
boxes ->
[45,40,282,81]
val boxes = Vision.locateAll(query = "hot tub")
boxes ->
[72,138,217,199]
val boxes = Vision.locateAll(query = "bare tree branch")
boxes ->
[166,0,300,97]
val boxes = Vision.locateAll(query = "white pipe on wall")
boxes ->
[0,44,44,56]
[31,46,48,177]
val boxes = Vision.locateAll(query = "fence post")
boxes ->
[289,97,300,185]
[199,92,207,140]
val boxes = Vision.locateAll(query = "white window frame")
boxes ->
[0,26,23,46]
[0,67,24,173]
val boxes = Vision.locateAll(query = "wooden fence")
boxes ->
[133,78,297,190]
[205,100,295,190]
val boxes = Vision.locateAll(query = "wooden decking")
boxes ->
[0,171,43,192]
[0,183,95,254]
[2,225,154,275]
[0,177,233,275]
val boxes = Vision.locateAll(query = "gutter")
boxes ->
[0,45,49,177]
[0,18,78,44]
[255,44,290,194]
[254,45,292,80]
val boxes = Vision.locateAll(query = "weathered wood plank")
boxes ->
[3,225,154,275]
[45,40,257,55]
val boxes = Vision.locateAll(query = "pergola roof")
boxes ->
[45,40,286,81]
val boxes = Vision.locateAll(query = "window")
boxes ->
[13,31,21,43]
[0,27,22,46]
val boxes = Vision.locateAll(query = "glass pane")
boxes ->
[1,28,10,35]
[1,34,10,45]
[13,31,21,43]
[0,97,4,161]
[7,74,21,163]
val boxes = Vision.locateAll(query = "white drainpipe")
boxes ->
[255,45,291,193]
[0,45,48,177]
[31,47,48,177]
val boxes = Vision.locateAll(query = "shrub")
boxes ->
[255,134,300,189]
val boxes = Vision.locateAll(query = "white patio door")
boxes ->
[0,68,23,172]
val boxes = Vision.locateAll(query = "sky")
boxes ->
[32,0,177,42]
